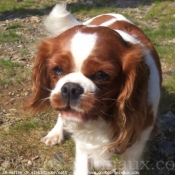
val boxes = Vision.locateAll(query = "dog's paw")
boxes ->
[41,131,63,146]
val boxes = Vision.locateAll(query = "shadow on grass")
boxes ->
[0,0,157,22]
[160,86,175,114]
[0,7,51,21]
[140,86,175,175]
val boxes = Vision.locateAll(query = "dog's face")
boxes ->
[27,25,147,121]
[26,24,151,152]
[49,26,126,121]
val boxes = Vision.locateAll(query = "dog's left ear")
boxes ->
[110,45,150,153]
[24,40,54,114]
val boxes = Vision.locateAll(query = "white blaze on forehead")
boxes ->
[70,31,98,71]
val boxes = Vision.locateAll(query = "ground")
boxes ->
[0,0,175,175]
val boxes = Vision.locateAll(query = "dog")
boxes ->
[25,3,162,175]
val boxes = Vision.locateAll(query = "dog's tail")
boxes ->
[44,3,81,36]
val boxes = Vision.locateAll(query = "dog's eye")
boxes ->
[93,71,110,82]
[53,66,64,75]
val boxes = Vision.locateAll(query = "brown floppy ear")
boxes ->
[24,40,54,114]
[110,45,150,153]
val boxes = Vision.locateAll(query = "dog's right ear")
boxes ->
[109,44,150,154]
[24,40,54,114]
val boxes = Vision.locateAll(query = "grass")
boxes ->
[69,3,117,18]
[0,0,175,174]
[6,23,22,30]
[0,58,22,86]
[1,117,50,158]
[156,42,175,64]
[0,0,62,14]
[21,49,29,57]
[0,58,20,68]
[0,112,75,172]
[141,1,175,114]
[0,31,20,43]
[0,0,17,12]
[0,57,27,87]
[145,1,175,21]
[144,24,175,39]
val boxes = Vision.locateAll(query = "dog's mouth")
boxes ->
[60,108,99,122]
[59,107,84,121]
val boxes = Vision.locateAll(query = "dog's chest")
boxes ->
[63,118,111,153]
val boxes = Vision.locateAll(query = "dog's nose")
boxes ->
[61,82,84,100]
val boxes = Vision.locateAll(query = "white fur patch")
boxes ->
[120,126,153,172]
[83,16,100,25]
[63,117,113,170]
[44,3,81,36]
[106,13,133,24]
[83,13,133,25]
[100,18,118,27]
[70,32,98,71]
[115,30,139,44]
[144,52,160,117]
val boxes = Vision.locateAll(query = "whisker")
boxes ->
[99,89,117,98]
[34,96,50,111]
[84,100,115,117]
[48,104,52,110]
[39,97,50,107]
[100,110,115,117]
[40,84,52,92]
[83,94,106,106]
[99,60,118,64]
[102,98,117,101]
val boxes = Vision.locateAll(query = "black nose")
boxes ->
[61,82,84,100]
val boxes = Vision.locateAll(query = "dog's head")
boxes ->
[25,25,151,153]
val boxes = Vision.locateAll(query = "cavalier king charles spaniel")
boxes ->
[25,3,162,175]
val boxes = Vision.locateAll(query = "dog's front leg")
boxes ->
[41,113,64,146]
[74,140,89,175]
